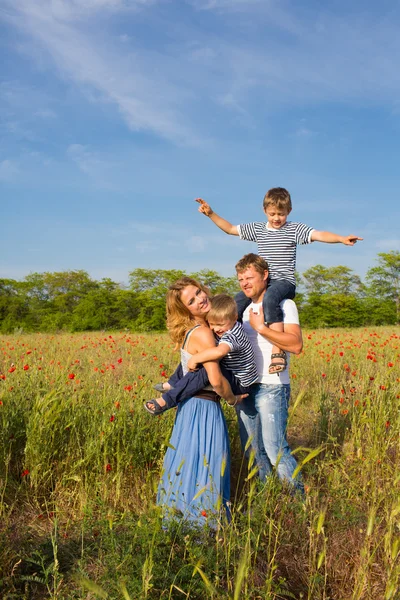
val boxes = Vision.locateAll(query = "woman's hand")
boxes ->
[187,356,200,371]
[226,393,248,407]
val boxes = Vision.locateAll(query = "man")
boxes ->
[234,253,304,492]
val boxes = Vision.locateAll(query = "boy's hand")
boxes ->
[343,235,363,246]
[195,198,213,217]
[187,356,200,371]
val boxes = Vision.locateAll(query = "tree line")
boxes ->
[0,252,399,333]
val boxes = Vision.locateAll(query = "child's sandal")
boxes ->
[143,399,168,416]
[269,351,287,374]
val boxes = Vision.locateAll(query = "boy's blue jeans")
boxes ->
[235,383,304,492]
[235,279,295,323]
[162,364,249,409]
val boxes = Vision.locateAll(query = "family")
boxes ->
[146,187,362,526]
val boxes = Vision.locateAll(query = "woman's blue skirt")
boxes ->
[157,396,231,527]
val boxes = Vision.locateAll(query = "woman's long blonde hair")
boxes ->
[166,277,210,346]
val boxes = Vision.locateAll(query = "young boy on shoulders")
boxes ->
[196,187,363,375]
[144,294,257,415]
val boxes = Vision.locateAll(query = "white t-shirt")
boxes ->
[242,299,300,385]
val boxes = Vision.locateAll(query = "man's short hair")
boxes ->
[263,187,292,212]
[235,253,269,276]
[207,294,238,323]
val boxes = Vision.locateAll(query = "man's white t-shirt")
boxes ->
[242,299,300,385]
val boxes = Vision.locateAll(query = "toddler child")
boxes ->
[144,294,258,415]
[196,187,363,374]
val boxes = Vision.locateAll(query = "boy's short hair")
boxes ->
[263,187,292,212]
[235,253,269,276]
[207,294,238,323]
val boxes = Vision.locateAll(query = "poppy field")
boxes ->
[0,327,399,599]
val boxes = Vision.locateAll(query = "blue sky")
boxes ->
[1,0,399,285]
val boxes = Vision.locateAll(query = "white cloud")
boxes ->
[1,0,200,145]
[376,239,400,251]
[185,235,206,253]
[0,159,19,181]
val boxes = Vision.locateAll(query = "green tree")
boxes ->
[366,251,400,323]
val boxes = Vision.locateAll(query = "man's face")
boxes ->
[237,265,268,302]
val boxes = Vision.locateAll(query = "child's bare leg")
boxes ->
[268,322,287,374]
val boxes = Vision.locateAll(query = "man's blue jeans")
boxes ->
[236,383,304,492]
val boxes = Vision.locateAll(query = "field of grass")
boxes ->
[0,327,399,599]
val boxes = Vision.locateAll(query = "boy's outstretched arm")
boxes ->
[195,198,239,236]
[311,231,363,245]
[187,343,230,371]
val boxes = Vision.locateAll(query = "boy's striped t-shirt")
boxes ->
[218,321,258,387]
[237,221,314,285]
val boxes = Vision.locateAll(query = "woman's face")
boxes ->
[180,285,210,318]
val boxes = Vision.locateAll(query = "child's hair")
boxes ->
[263,187,292,212]
[206,294,238,324]
[166,277,210,345]
[235,253,269,276]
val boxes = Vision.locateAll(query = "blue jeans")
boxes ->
[236,383,304,492]
[235,279,296,323]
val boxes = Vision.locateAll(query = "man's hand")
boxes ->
[249,305,267,333]
[343,235,363,246]
[195,198,213,217]
[187,356,200,371]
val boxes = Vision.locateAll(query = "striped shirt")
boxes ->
[237,221,314,285]
[218,321,258,387]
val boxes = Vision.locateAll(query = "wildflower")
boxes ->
[0,400,3,406]
[339,351,344,357]
[68,373,75,380]
[379,385,387,391]
[388,362,394,367]
[21,469,30,477]
[115,401,120,410]
[385,421,390,428]
[342,409,349,415]
[0,374,5,380]
[109,415,115,422]
[105,463,112,472]
[321,373,326,378]
[8,366,16,373]
[201,510,207,517]
[117,358,123,364]
[23,364,29,371]
[161,370,167,377]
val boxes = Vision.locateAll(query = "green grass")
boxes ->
[0,328,399,599]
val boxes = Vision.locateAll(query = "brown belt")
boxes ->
[195,390,221,402]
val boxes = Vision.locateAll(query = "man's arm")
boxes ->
[311,230,363,246]
[195,198,239,236]
[187,343,230,371]
[248,306,303,354]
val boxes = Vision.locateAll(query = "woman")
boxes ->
[157,277,240,527]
